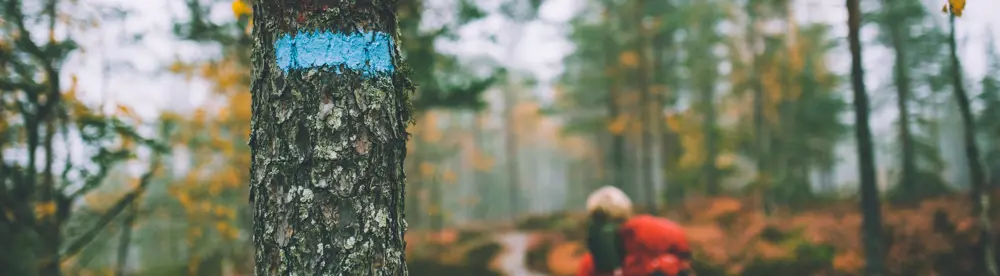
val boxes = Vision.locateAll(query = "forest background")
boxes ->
[2,0,1000,275]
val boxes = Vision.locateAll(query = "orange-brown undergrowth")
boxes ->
[406,191,1000,276]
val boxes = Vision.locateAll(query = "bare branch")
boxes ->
[59,158,160,261]
[0,78,46,93]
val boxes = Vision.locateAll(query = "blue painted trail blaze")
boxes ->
[275,30,395,76]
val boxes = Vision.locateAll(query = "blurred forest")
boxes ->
[1,0,999,275]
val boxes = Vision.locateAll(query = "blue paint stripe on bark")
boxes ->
[275,30,395,75]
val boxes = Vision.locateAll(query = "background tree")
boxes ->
[0,1,167,274]
[944,3,997,274]
[979,34,1000,188]
[846,0,886,273]
[875,0,951,201]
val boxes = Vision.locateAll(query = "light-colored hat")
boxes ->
[585,185,633,220]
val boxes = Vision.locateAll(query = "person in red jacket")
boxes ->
[577,186,694,276]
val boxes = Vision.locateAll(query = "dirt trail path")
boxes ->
[495,232,547,276]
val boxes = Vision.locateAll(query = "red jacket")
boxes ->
[577,215,692,276]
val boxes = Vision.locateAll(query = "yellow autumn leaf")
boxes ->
[175,192,192,208]
[208,181,223,197]
[715,153,736,168]
[35,201,56,219]
[213,206,227,218]
[619,51,639,68]
[472,151,495,172]
[245,18,254,36]
[232,0,252,19]
[216,221,239,240]
[222,169,239,187]
[223,227,240,240]
[442,169,457,184]
[679,134,705,168]
[84,193,111,212]
[607,114,629,135]
[199,202,212,213]
[942,0,965,17]
[214,206,236,219]
[189,227,203,238]
[421,112,442,143]
[651,85,668,96]
[419,162,435,177]
[426,204,440,216]
[168,60,187,73]
[63,75,78,100]
[160,111,183,122]
[665,113,682,132]
[192,108,207,125]
[216,106,230,121]
[461,196,480,206]
[116,104,140,121]
[230,92,252,120]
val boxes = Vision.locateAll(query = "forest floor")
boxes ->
[406,190,1000,276]
[495,232,548,276]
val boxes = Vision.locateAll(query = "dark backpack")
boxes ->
[586,218,625,273]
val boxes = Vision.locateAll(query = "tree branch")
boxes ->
[114,199,137,276]
[59,158,160,261]
[0,78,47,93]
[0,165,36,228]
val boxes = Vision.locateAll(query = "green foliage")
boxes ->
[979,37,1000,187]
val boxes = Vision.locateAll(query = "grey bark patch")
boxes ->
[277,219,291,247]
[338,200,356,229]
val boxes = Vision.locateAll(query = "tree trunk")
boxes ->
[702,71,719,195]
[249,0,411,274]
[407,137,424,230]
[650,20,672,206]
[472,114,491,220]
[747,7,771,213]
[603,3,627,193]
[885,6,917,197]
[115,201,137,276]
[846,0,886,274]
[819,165,835,192]
[948,14,998,276]
[634,0,654,207]
[430,175,444,231]
[503,79,521,220]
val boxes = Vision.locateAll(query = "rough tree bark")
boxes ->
[947,14,998,276]
[845,0,886,274]
[249,0,412,274]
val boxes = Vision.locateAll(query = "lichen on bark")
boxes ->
[249,0,413,275]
